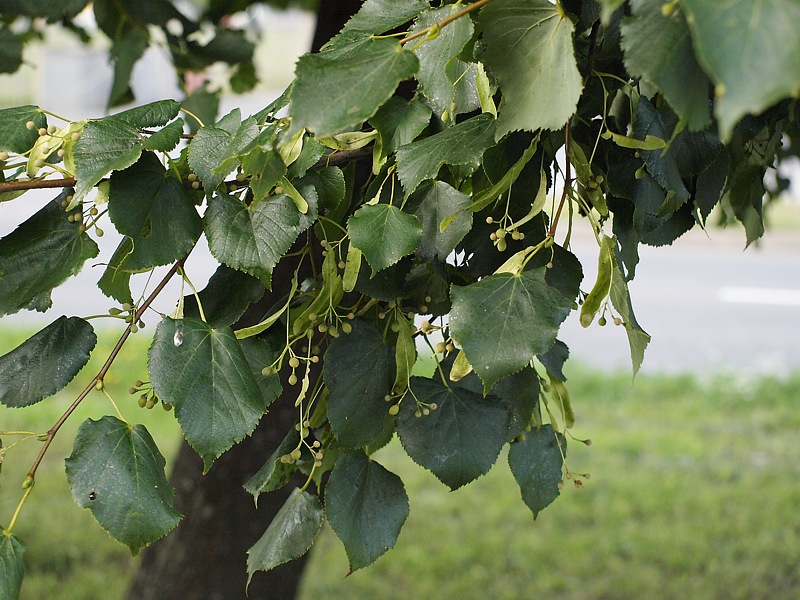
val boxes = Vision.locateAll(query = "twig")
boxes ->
[399,0,494,45]
[583,21,601,86]
[547,121,572,239]
[0,178,76,193]
[26,256,187,480]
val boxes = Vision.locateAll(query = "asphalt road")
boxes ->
[559,226,800,376]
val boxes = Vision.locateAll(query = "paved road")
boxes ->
[559,226,800,376]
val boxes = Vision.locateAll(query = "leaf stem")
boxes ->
[399,0,495,45]
[6,486,32,534]
[101,386,129,426]
[26,257,187,481]
[179,266,207,322]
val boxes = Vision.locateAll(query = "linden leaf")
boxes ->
[395,113,496,195]
[290,38,418,137]
[0,316,96,408]
[64,416,181,555]
[449,267,575,391]
[0,195,99,317]
[682,0,800,140]
[478,0,582,139]
[0,529,24,600]
[325,451,409,572]
[508,424,565,519]
[347,204,422,274]
[205,192,301,286]
[396,376,508,490]
[621,0,711,130]
[324,320,394,447]
[246,488,323,581]
[148,318,266,471]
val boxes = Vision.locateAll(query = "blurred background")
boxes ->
[2,4,800,599]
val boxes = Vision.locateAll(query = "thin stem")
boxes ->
[547,121,572,240]
[101,387,129,425]
[179,267,207,322]
[399,0,494,45]
[583,20,601,86]
[181,107,205,128]
[26,257,187,480]
[39,108,73,123]
[6,487,32,533]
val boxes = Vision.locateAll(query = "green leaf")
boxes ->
[148,318,266,471]
[187,110,259,194]
[726,164,766,248]
[682,0,800,140]
[142,118,185,152]
[183,264,265,328]
[71,101,180,200]
[449,266,575,391]
[0,28,23,75]
[72,117,142,206]
[247,488,323,581]
[205,192,300,286]
[347,204,422,274]
[325,450,409,572]
[0,316,96,408]
[396,377,509,489]
[579,234,614,327]
[98,237,134,304]
[108,152,201,270]
[290,37,419,137]
[412,5,479,116]
[239,335,284,409]
[413,181,473,261]
[620,0,711,130]
[333,0,429,39]
[369,97,432,155]
[508,424,565,519]
[0,105,46,153]
[396,113,497,195]
[297,166,346,212]
[112,99,182,128]
[244,428,301,504]
[0,528,24,600]
[108,25,149,108]
[478,0,582,139]
[0,197,99,317]
[323,320,393,447]
[633,98,690,211]
[242,148,286,203]
[609,252,650,375]
[64,416,181,554]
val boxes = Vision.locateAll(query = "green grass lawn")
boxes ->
[2,327,800,599]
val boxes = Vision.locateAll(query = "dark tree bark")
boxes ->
[126,2,362,599]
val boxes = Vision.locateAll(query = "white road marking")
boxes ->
[718,286,800,307]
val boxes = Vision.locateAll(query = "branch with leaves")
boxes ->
[1,0,799,597]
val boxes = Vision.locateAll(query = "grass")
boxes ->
[2,327,800,599]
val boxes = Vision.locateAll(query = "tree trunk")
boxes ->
[126,3,362,598]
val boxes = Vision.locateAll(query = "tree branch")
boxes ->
[26,256,188,480]
[399,0,494,45]
[0,178,76,193]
